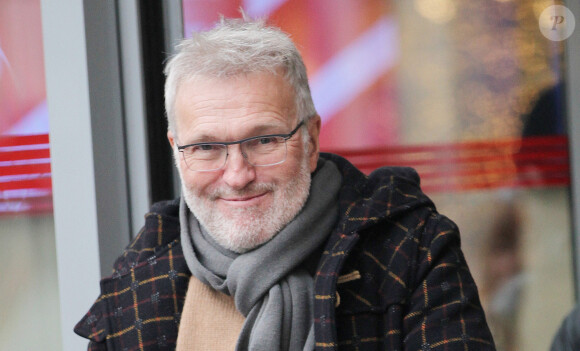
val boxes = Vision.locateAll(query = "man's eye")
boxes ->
[194,144,215,151]
[258,137,276,144]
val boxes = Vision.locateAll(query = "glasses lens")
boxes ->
[243,136,287,166]
[181,144,227,171]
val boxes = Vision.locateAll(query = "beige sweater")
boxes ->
[176,276,246,350]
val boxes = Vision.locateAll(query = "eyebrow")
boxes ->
[184,124,288,144]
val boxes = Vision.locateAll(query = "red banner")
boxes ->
[0,133,569,215]
[0,134,52,215]
[327,135,570,192]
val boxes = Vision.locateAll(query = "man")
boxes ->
[75,18,496,350]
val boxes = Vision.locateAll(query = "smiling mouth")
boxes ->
[212,183,275,205]
[220,192,268,204]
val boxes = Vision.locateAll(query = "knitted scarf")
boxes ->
[180,159,342,350]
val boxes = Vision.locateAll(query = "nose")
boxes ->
[221,144,256,190]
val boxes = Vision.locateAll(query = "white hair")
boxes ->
[164,17,317,135]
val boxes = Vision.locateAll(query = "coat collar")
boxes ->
[321,152,433,235]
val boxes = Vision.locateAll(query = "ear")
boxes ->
[167,130,176,149]
[167,130,181,170]
[306,115,321,172]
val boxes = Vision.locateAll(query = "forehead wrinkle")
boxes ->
[178,73,295,113]
[178,98,295,141]
[178,92,292,122]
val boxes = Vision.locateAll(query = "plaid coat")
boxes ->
[75,153,495,350]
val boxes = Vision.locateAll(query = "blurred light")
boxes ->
[414,0,457,24]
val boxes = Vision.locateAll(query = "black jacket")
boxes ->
[75,153,495,350]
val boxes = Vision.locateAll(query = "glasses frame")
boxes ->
[176,121,304,172]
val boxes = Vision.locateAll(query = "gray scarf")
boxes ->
[180,159,342,351]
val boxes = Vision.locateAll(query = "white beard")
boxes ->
[180,157,312,253]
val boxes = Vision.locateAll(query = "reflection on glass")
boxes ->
[0,0,62,350]
[414,0,457,24]
[181,0,575,350]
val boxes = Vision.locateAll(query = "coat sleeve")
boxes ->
[403,212,496,350]
[550,304,580,351]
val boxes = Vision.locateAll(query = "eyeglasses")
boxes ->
[176,121,304,172]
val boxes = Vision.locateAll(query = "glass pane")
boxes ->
[0,1,62,350]
[394,2,574,350]
[181,1,575,350]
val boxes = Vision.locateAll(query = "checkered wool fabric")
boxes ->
[75,199,188,350]
[313,153,495,350]
[75,153,495,350]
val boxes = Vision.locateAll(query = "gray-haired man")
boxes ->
[76,18,495,351]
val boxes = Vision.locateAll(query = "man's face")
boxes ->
[168,72,320,252]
